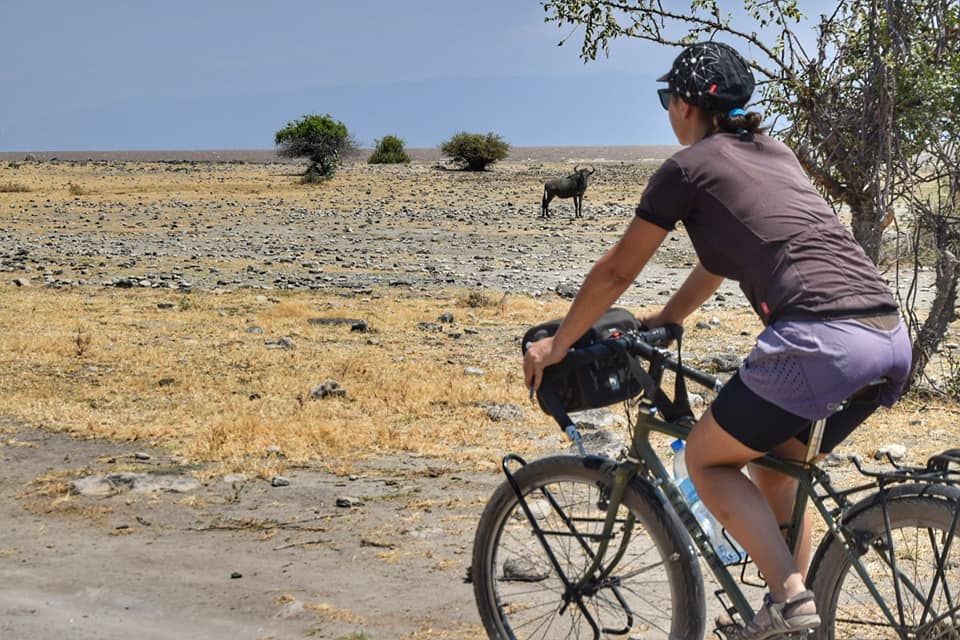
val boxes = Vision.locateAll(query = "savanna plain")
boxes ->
[0,148,957,640]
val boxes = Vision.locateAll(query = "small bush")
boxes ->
[465,291,494,308]
[67,181,94,196]
[368,135,410,164]
[440,132,510,171]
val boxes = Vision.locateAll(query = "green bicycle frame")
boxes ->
[577,405,908,628]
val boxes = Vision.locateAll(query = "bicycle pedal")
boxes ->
[712,623,740,640]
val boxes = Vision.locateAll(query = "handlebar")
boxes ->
[536,325,724,449]
[556,326,722,392]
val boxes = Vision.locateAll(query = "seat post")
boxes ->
[806,417,828,462]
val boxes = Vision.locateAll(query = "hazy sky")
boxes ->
[1,1,827,151]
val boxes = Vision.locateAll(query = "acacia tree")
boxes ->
[274,114,356,182]
[542,0,959,388]
[543,0,906,260]
[890,1,960,387]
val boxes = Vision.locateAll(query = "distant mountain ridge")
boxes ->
[0,146,679,163]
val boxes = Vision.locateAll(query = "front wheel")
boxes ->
[810,495,960,640]
[471,455,704,639]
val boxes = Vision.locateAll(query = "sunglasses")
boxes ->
[657,88,673,110]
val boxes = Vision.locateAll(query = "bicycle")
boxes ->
[471,325,960,639]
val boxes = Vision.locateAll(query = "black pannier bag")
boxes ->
[522,307,652,414]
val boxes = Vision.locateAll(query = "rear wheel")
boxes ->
[810,496,960,640]
[471,455,704,639]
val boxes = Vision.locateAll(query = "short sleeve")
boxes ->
[635,159,695,231]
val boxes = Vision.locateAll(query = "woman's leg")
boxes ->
[685,408,810,606]
[748,437,812,574]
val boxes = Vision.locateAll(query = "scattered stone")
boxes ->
[70,473,200,497]
[12,278,29,287]
[501,556,550,582]
[821,452,848,467]
[703,353,741,373]
[157,377,175,386]
[875,444,907,461]
[311,380,346,399]
[486,403,524,422]
[571,408,625,431]
[265,445,283,456]
[555,283,579,299]
[270,476,290,487]
[463,366,484,376]
[265,336,296,350]
[133,452,151,461]
[437,312,454,323]
[687,393,705,409]
[307,317,366,329]
[275,599,305,619]
[156,301,175,310]
[336,496,363,508]
[417,321,443,332]
[245,326,264,334]
[572,429,628,459]
[230,572,242,579]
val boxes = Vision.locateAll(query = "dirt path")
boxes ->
[1,423,503,639]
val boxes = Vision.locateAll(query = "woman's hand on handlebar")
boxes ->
[640,310,680,331]
[523,336,565,399]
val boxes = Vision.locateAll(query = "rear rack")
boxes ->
[844,448,960,486]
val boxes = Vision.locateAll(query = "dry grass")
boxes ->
[1,282,953,480]
[0,181,31,193]
[0,284,575,475]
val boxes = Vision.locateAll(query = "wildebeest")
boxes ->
[541,166,595,218]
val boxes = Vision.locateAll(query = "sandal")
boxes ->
[729,590,820,640]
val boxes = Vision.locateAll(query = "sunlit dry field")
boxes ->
[0,154,956,476]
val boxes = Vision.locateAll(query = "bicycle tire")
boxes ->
[809,495,960,640]
[471,455,704,639]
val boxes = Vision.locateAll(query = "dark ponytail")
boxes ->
[714,109,765,140]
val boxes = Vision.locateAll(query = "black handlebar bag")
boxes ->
[522,308,653,414]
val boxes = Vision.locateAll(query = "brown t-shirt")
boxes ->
[636,132,897,324]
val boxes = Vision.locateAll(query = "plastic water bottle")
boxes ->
[671,439,746,565]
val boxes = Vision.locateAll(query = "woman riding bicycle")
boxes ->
[523,41,912,640]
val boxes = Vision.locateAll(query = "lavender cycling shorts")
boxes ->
[737,317,911,421]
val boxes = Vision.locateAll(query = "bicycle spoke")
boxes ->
[818,496,960,640]
[476,460,697,639]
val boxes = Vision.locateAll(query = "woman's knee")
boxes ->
[685,408,761,475]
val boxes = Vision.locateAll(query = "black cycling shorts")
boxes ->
[711,372,880,454]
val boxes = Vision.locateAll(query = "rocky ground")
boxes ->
[0,151,948,640]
